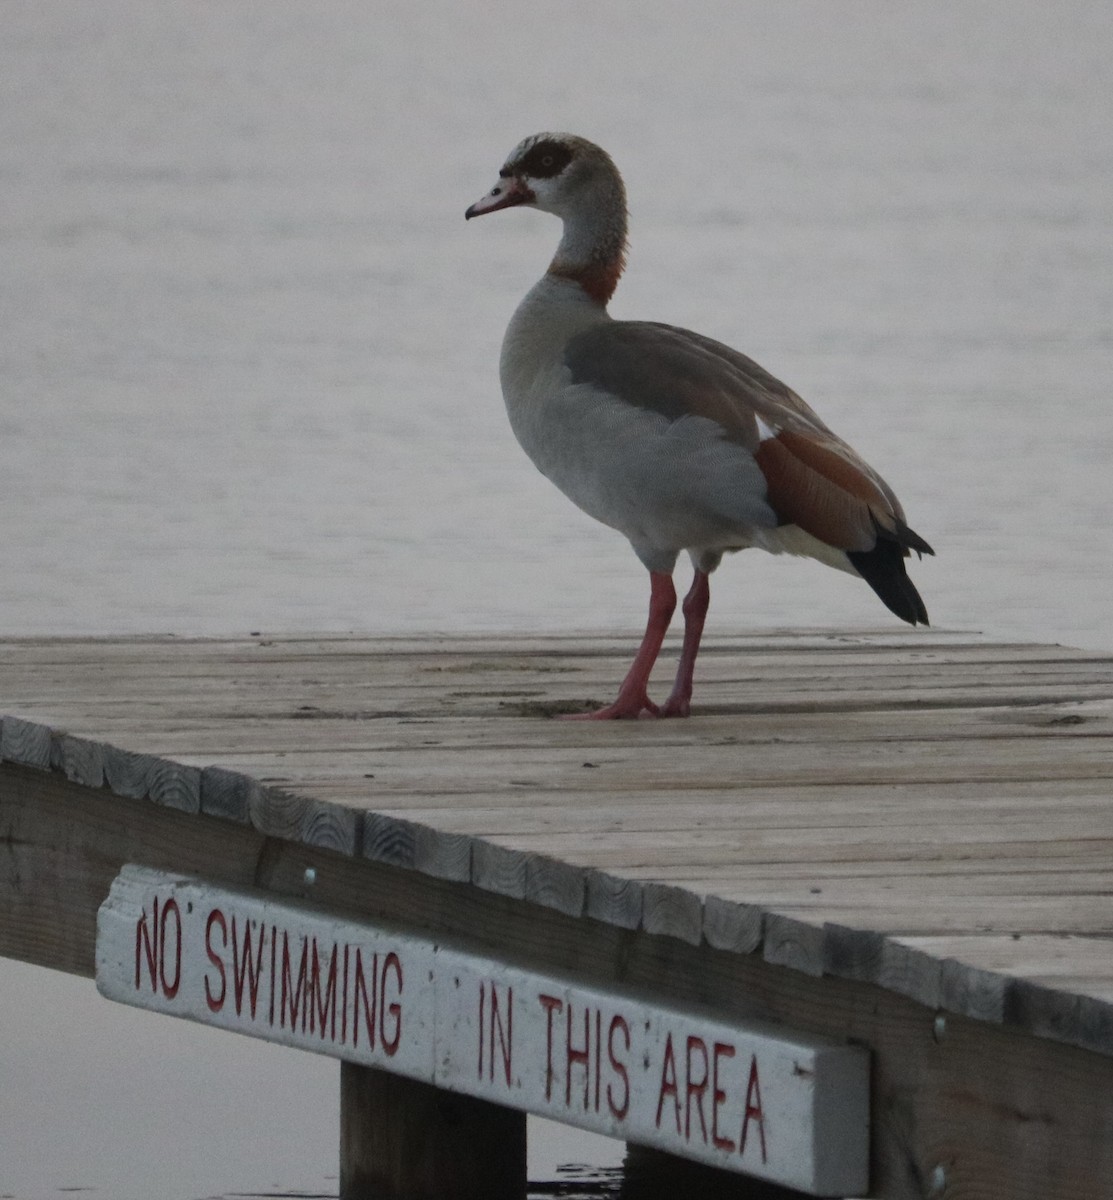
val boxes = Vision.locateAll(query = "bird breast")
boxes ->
[499,282,777,561]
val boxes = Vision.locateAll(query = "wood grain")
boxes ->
[6,764,1113,1197]
[3,629,1113,1072]
[339,1063,527,1200]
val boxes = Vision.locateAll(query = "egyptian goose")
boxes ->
[466,133,932,719]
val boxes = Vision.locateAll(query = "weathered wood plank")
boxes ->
[763,914,827,978]
[247,783,359,855]
[103,744,201,813]
[49,731,105,788]
[9,692,1106,759]
[584,868,643,930]
[8,674,1112,732]
[0,715,52,769]
[3,629,1113,1081]
[641,881,703,945]
[524,852,585,918]
[147,740,1113,806]
[362,812,473,882]
[703,895,764,956]
[897,935,1113,988]
[0,627,1042,666]
[340,1064,527,1200]
[199,764,256,824]
[8,765,1113,1197]
[4,637,1109,719]
[362,788,1113,835]
[645,889,1113,938]
[471,840,529,901]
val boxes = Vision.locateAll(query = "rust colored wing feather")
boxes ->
[752,427,936,559]
[754,430,896,551]
[755,429,934,625]
[563,319,933,623]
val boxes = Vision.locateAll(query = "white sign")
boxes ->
[96,866,868,1196]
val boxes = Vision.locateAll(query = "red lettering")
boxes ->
[655,1033,681,1134]
[159,898,181,998]
[353,948,378,1049]
[606,1014,631,1120]
[685,1035,709,1142]
[232,917,266,1019]
[134,896,182,998]
[135,898,159,992]
[280,931,309,1031]
[594,1008,602,1112]
[712,1042,736,1151]
[342,944,350,1044]
[204,908,227,1012]
[477,980,486,1079]
[380,952,403,1055]
[268,923,277,1025]
[311,940,339,1040]
[739,1055,768,1163]
[538,994,563,1101]
[490,983,513,1087]
[566,1002,591,1109]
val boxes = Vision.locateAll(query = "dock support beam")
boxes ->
[623,1145,813,1199]
[340,1062,527,1200]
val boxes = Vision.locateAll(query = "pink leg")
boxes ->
[660,570,710,718]
[564,571,676,720]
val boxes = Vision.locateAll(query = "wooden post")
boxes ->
[340,1062,527,1200]
[623,1145,813,1199]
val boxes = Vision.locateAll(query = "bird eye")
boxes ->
[541,155,553,167]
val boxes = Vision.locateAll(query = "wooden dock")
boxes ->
[3,629,1113,1198]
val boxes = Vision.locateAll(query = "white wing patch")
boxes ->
[755,413,779,442]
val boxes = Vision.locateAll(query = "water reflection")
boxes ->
[1,0,1111,1195]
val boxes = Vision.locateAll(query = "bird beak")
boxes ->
[465,176,534,219]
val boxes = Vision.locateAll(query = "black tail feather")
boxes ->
[891,516,934,559]
[847,524,932,626]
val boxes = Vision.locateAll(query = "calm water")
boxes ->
[2,2,1111,1196]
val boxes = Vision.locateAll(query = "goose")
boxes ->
[466,133,932,719]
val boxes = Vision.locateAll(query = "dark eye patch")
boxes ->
[514,139,573,179]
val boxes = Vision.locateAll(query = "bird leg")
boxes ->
[565,571,676,719]
[659,569,711,718]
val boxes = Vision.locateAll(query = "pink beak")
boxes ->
[465,175,534,219]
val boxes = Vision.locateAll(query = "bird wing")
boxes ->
[564,320,931,558]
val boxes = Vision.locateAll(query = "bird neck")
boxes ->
[546,179,628,307]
